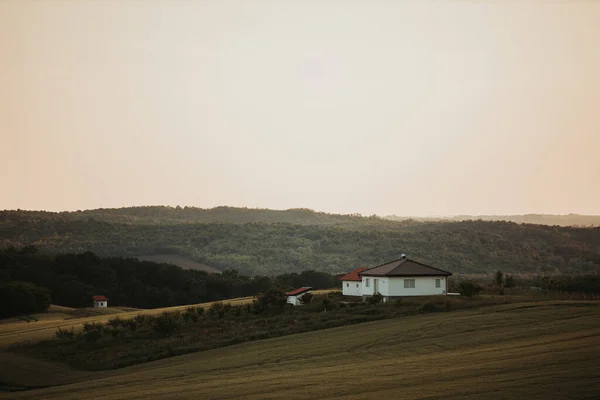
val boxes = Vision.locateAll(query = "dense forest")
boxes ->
[0,247,338,316]
[385,213,600,227]
[1,208,599,276]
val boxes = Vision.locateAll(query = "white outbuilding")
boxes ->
[93,295,108,308]
[285,287,312,306]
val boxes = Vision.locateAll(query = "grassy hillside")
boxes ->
[2,301,599,399]
[1,209,599,275]
[135,254,221,274]
[0,296,259,349]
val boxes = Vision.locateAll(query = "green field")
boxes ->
[1,300,599,399]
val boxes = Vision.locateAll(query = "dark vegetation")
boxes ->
[0,247,338,312]
[20,293,511,371]
[2,246,600,319]
[0,281,51,318]
[1,208,600,276]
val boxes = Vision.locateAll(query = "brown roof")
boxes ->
[360,258,452,277]
[339,267,369,282]
[285,287,312,296]
[93,295,108,301]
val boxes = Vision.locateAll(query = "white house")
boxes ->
[93,295,108,308]
[359,255,452,301]
[285,287,312,306]
[339,267,368,297]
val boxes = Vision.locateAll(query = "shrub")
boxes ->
[209,302,226,318]
[84,328,103,343]
[322,297,331,312]
[55,327,75,341]
[82,321,104,333]
[153,313,180,337]
[107,317,124,329]
[366,292,383,305]
[124,318,139,332]
[458,281,483,298]
[108,326,124,338]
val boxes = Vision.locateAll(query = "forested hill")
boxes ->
[384,214,600,227]
[0,207,399,227]
[1,210,599,276]
[4,207,598,227]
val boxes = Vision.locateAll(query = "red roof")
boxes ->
[285,287,312,296]
[339,267,369,282]
[93,295,108,301]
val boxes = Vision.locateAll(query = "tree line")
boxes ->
[0,247,339,317]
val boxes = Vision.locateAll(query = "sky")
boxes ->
[1,0,599,216]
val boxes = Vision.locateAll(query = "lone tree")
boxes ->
[495,270,505,294]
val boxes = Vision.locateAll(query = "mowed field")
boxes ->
[0,291,335,349]
[1,300,599,399]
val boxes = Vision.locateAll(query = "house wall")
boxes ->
[94,301,107,308]
[361,276,447,298]
[361,277,389,297]
[342,280,362,296]
[386,276,447,296]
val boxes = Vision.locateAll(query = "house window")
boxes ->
[356,284,359,288]
[404,279,415,288]
[435,278,441,288]
[346,283,349,287]
[365,278,370,287]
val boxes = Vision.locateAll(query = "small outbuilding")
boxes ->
[285,287,312,306]
[93,295,108,308]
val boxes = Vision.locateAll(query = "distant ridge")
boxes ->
[383,214,600,227]
[0,206,399,227]
[2,206,599,227]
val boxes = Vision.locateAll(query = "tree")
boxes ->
[504,274,515,290]
[495,270,505,295]
[0,281,51,318]
[504,274,515,298]
[256,290,287,310]
[458,281,482,298]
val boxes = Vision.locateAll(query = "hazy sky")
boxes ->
[2,1,599,216]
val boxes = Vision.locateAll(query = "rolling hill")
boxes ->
[385,213,600,227]
[1,300,598,399]
[1,209,600,276]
